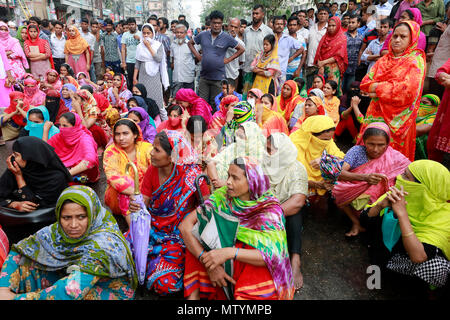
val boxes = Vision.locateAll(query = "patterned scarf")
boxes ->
[222,101,255,147]
[12,185,138,289]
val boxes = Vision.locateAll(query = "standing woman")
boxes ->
[103,119,152,226]
[359,21,426,161]
[108,73,132,113]
[64,25,91,79]
[0,45,14,109]
[134,24,169,120]
[0,22,28,80]
[314,16,348,97]
[23,25,53,80]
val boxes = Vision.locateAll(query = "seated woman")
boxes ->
[175,88,213,126]
[60,83,78,111]
[103,119,152,226]
[126,96,150,115]
[180,156,294,300]
[127,106,157,144]
[21,106,60,142]
[0,224,7,269]
[308,74,325,94]
[361,160,450,291]
[0,92,28,148]
[218,101,255,149]
[322,80,341,126]
[45,90,70,126]
[59,63,79,89]
[250,34,281,95]
[275,80,306,128]
[108,73,133,114]
[48,112,100,184]
[289,96,326,133]
[332,123,411,237]
[263,133,308,291]
[77,72,99,91]
[209,95,239,134]
[132,83,164,123]
[128,130,209,295]
[157,104,185,132]
[289,115,345,200]
[23,77,46,108]
[0,185,137,300]
[249,89,289,137]
[208,122,266,188]
[185,115,218,172]
[40,69,62,94]
[415,94,440,160]
[71,89,109,150]
[0,136,72,212]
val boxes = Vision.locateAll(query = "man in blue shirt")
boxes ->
[188,10,245,112]
[214,79,243,112]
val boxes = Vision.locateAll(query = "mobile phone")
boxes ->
[10,156,15,164]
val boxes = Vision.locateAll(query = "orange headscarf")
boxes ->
[276,80,305,123]
[64,26,90,55]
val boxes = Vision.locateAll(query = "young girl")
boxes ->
[108,74,132,113]
[250,34,281,95]
[323,80,340,125]
[156,104,185,132]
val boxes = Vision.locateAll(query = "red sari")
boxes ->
[359,21,426,161]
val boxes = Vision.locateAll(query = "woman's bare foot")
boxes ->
[290,254,303,292]
[345,224,366,237]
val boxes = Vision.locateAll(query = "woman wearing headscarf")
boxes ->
[275,80,306,126]
[333,123,410,237]
[181,156,294,300]
[71,89,109,149]
[0,136,71,212]
[59,63,79,89]
[64,25,90,79]
[22,106,60,142]
[0,45,14,109]
[156,104,186,133]
[290,115,345,197]
[108,73,132,113]
[15,26,27,51]
[218,101,255,149]
[250,34,282,95]
[133,23,169,120]
[41,69,62,93]
[23,25,53,80]
[128,130,208,295]
[132,83,162,122]
[209,94,239,134]
[175,88,213,126]
[0,185,137,300]
[126,95,150,115]
[208,122,266,188]
[263,133,308,291]
[381,8,427,55]
[427,58,450,163]
[45,90,70,126]
[0,92,28,144]
[23,77,46,108]
[361,160,450,290]
[48,113,100,184]
[289,95,327,133]
[60,83,78,111]
[0,22,28,80]
[359,21,426,161]
[415,94,440,160]
[103,119,152,226]
[314,16,348,96]
[127,106,157,144]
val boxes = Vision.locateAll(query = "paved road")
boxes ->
[0,142,448,300]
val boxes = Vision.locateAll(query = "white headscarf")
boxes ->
[135,23,169,89]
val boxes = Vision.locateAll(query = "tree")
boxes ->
[201,0,251,23]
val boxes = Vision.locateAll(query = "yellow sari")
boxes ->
[251,46,281,94]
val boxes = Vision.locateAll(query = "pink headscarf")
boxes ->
[175,88,213,125]
[48,113,99,169]
[23,77,46,107]
[0,21,28,69]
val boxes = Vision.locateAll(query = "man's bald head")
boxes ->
[228,18,240,37]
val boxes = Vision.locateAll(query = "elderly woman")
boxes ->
[359,21,426,161]
[263,133,308,291]
[103,119,152,226]
[0,185,137,300]
[290,115,345,199]
[0,137,72,212]
[361,160,450,292]
[180,156,294,300]
[333,123,411,237]
[128,130,208,295]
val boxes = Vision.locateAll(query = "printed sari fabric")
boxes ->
[136,130,205,295]
[289,115,345,196]
[250,46,281,95]
[209,95,240,134]
[0,186,137,300]
[103,128,152,215]
[359,21,426,162]
[332,122,411,208]
[415,94,440,160]
[107,73,133,113]
[184,157,294,300]
[0,224,8,269]
[275,80,306,124]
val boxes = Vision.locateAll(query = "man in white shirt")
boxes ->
[226,18,246,88]
[376,0,393,18]
[283,11,309,44]
[171,24,196,97]
[306,7,329,88]
[80,18,96,80]
[50,21,66,73]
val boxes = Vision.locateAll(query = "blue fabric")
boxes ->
[24,106,60,140]
[60,83,77,111]
[381,208,402,252]
[214,91,242,112]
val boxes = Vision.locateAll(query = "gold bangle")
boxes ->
[402,231,415,238]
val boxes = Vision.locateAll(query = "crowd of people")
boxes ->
[0,0,449,300]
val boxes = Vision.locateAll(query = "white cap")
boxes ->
[7,21,16,28]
